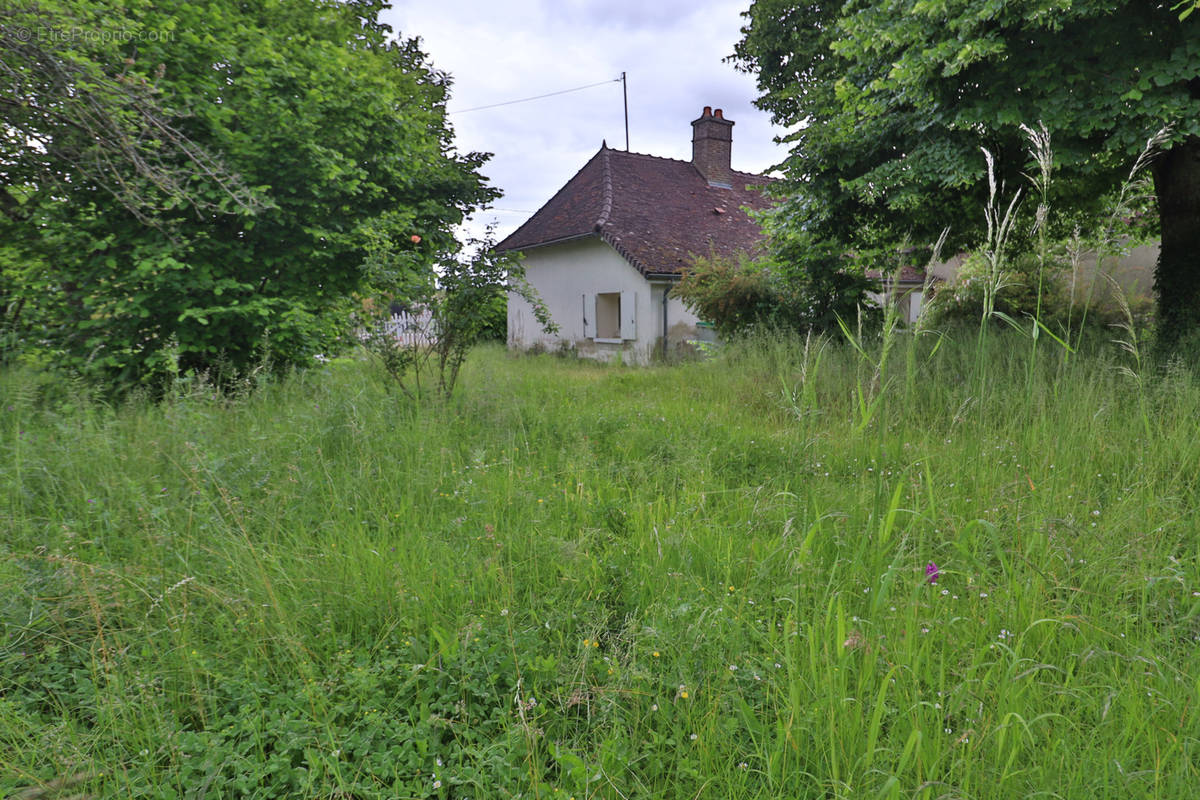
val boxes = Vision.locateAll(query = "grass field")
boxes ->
[3,332,1199,798]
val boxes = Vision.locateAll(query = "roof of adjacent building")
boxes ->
[865,266,937,284]
[496,144,774,277]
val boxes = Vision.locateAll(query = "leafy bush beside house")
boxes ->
[927,248,1158,334]
[672,251,789,340]
[673,233,881,341]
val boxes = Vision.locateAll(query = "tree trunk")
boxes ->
[1152,134,1200,353]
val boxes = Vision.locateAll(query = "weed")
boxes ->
[2,337,1199,798]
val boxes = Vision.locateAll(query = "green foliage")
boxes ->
[673,250,788,339]
[358,230,554,399]
[477,293,509,342]
[0,0,260,221]
[734,1,1200,348]
[674,236,880,340]
[766,220,882,334]
[0,0,495,391]
[928,251,1071,328]
[3,337,1200,797]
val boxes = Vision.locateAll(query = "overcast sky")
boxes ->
[382,0,790,242]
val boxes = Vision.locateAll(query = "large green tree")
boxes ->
[734,1,1200,346]
[1,0,494,387]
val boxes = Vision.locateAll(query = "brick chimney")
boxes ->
[691,106,734,187]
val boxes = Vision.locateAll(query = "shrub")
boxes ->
[672,251,787,340]
[927,250,1074,330]
[358,229,554,399]
[674,236,882,340]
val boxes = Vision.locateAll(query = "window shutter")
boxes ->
[583,293,595,338]
[909,290,924,323]
[620,290,636,340]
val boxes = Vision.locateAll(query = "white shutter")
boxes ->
[620,290,636,340]
[583,293,596,338]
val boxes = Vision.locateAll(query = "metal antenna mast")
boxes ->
[622,71,629,151]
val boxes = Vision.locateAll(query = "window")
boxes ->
[595,292,621,340]
[583,291,636,341]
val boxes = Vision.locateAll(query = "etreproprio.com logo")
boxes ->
[8,25,174,44]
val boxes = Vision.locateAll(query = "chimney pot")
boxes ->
[702,105,712,116]
[714,108,724,119]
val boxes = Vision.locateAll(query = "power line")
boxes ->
[449,77,622,115]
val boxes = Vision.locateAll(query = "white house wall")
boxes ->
[507,237,700,363]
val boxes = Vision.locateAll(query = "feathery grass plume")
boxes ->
[778,327,829,422]
[1014,122,1082,390]
[1071,125,1172,352]
[973,147,1024,397]
[1019,122,1054,241]
[1063,227,1086,358]
[836,298,894,434]
[979,147,1024,326]
[1020,123,1053,350]
[913,226,949,338]
[1105,273,1153,441]
[893,226,949,400]
[836,229,949,434]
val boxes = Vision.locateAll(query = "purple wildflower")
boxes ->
[925,562,939,584]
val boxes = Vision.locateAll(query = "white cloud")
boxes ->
[383,0,786,242]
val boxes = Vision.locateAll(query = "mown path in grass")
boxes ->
[3,336,1199,798]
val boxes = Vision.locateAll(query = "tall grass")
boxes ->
[2,336,1199,799]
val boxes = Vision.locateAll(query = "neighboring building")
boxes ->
[875,243,1161,326]
[498,106,774,363]
[866,266,938,324]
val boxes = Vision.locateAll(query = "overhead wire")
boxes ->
[449,77,622,115]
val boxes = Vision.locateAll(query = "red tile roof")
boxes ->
[496,145,774,276]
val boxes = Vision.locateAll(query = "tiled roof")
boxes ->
[496,145,774,276]
[865,266,940,284]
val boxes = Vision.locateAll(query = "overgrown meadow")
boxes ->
[3,333,1199,799]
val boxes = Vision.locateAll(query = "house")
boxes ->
[498,106,774,362]
[866,266,939,324]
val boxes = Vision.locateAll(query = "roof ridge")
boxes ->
[595,147,614,230]
[606,148,772,181]
[610,149,691,165]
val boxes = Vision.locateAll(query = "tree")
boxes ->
[1175,1,1200,20]
[0,1,261,222]
[357,228,554,399]
[1,0,495,387]
[734,1,1200,349]
[673,239,878,339]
